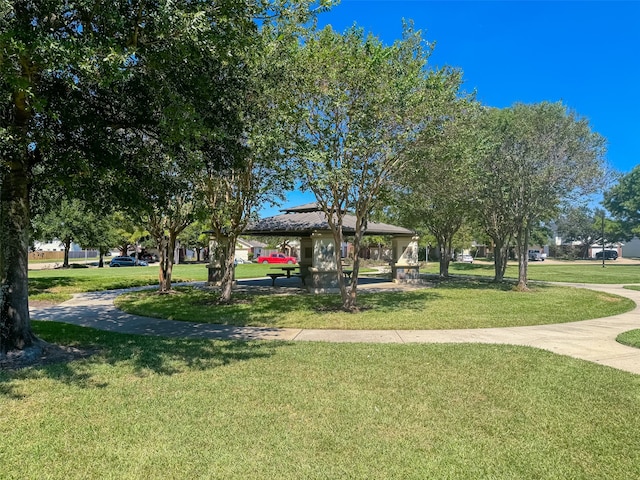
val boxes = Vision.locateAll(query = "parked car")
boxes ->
[457,254,474,263]
[110,256,148,267]
[528,250,545,261]
[109,256,138,267]
[234,258,251,265]
[595,250,618,260]
[139,252,158,263]
[255,253,298,264]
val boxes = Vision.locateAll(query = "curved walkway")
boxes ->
[29,282,640,375]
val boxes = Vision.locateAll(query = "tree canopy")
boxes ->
[475,102,606,288]
[392,97,478,278]
[287,24,461,309]
[0,0,328,354]
[604,165,640,238]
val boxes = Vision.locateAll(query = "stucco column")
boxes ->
[298,236,313,279]
[390,235,420,282]
[306,231,340,293]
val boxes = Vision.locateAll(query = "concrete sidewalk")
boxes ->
[29,282,640,375]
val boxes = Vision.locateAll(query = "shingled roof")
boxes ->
[244,203,414,237]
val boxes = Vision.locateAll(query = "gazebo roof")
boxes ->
[244,203,414,237]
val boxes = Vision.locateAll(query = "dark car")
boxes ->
[139,252,158,263]
[109,256,138,267]
[595,250,618,260]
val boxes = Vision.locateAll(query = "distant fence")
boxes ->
[29,250,99,261]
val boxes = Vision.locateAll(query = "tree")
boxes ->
[0,0,140,353]
[289,24,459,310]
[146,202,194,294]
[392,98,478,278]
[32,199,94,268]
[179,221,209,262]
[81,213,125,268]
[133,145,201,293]
[200,4,329,304]
[555,206,602,258]
[604,165,640,238]
[1,0,319,354]
[475,103,606,288]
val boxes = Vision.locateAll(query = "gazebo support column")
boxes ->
[390,235,420,283]
[306,231,340,293]
[298,236,313,281]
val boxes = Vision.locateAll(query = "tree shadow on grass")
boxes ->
[117,280,554,327]
[29,275,161,296]
[0,321,287,398]
[422,274,557,292]
[448,263,495,273]
[28,276,78,295]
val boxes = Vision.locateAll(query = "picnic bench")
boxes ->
[266,266,306,286]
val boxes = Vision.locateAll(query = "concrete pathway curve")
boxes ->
[29,282,640,375]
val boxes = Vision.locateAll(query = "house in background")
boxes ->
[235,238,267,262]
[33,239,82,252]
[621,237,640,258]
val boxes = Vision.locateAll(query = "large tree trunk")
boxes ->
[218,235,236,304]
[157,238,168,291]
[158,234,177,293]
[438,242,450,278]
[1,158,37,354]
[333,229,348,310]
[344,223,366,311]
[516,225,530,291]
[492,239,509,282]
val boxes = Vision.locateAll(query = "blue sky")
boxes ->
[262,0,639,216]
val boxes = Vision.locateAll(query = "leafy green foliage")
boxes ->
[392,98,479,278]
[475,103,607,287]
[287,23,461,308]
[605,165,640,237]
[1,0,329,350]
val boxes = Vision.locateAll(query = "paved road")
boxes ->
[29,281,640,375]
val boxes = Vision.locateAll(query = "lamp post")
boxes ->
[601,210,605,268]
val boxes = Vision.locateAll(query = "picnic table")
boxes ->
[272,266,298,278]
[267,266,303,286]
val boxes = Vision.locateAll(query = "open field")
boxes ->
[424,259,640,284]
[28,263,281,302]
[2,322,640,479]
[28,260,640,303]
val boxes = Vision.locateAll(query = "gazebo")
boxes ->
[239,203,420,293]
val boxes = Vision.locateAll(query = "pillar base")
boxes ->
[305,269,341,294]
[391,264,421,283]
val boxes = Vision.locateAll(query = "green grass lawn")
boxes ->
[424,260,640,284]
[617,329,640,349]
[28,263,286,302]
[29,261,640,305]
[2,322,640,479]
[114,282,634,330]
